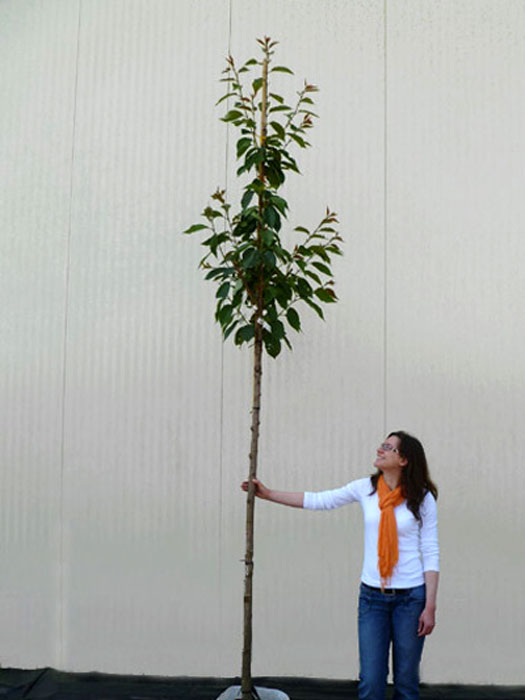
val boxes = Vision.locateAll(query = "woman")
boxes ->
[241,431,439,700]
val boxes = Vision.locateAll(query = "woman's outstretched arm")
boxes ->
[241,478,304,508]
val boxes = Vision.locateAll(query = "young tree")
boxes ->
[184,37,342,700]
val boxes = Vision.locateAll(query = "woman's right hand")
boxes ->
[241,477,270,500]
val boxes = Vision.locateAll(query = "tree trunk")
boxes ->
[241,54,268,700]
[241,324,263,700]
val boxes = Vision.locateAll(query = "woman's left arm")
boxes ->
[418,570,439,636]
[418,492,440,636]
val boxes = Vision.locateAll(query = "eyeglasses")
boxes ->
[380,442,399,454]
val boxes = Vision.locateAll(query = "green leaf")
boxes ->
[233,210,258,237]
[271,66,294,74]
[242,248,260,269]
[263,250,276,268]
[263,331,282,358]
[275,284,293,308]
[265,136,282,148]
[304,269,322,285]
[304,297,325,320]
[231,288,243,306]
[263,206,280,231]
[269,105,292,113]
[314,288,337,303]
[218,304,234,325]
[236,137,252,158]
[223,319,239,340]
[312,261,332,276]
[269,93,284,104]
[249,178,265,194]
[269,318,285,339]
[296,277,313,298]
[221,109,243,122]
[266,304,278,322]
[270,121,285,140]
[274,245,291,263]
[184,223,209,234]
[252,77,263,93]
[215,92,235,106]
[290,133,308,148]
[241,189,255,209]
[235,324,255,344]
[282,156,300,173]
[203,206,222,219]
[198,252,211,268]
[242,148,264,173]
[266,163,285,189]
[205,267,235,280]
[327,244,344,256]
[264,287,277,304]
[216,281,230,299]
[294,226,309,234]
[310,245,330,262]
[269,195,288,216]
[286,308,301,332]
[262,229,274,246]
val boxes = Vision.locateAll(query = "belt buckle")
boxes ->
[383,588,396,596]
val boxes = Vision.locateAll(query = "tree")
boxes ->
[184,37,342,700]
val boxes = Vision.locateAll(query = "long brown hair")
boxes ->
[370,431,438,521]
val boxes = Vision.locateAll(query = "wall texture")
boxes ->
[1,0,524,684]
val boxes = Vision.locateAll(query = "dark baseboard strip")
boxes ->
[0,668,523,699]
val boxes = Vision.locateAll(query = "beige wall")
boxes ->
[1,0,523,684]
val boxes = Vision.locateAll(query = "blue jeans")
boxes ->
[358,583,426,700]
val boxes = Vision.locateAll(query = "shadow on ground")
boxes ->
[0,668,524,699]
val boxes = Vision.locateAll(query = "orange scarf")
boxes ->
[377,474,405,589]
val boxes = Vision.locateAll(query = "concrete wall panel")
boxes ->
[387,0,525,682]
[60,0,229,674]
[0,0,81,668]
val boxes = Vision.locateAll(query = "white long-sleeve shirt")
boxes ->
[303,477,439,588]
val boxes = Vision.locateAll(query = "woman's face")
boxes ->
[373,436,407,471]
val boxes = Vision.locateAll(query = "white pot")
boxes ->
[216,685,290,700]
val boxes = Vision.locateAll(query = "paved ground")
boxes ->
[0,668,524,700]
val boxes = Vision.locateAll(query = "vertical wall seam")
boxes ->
[383,0,388,435]
[218,0,233,649]
[58,0,82,669]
